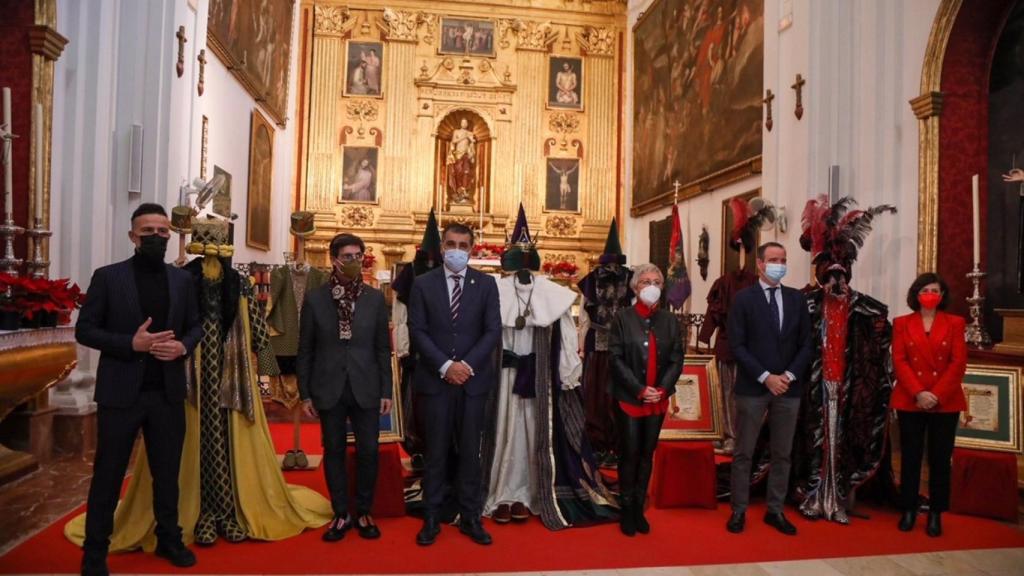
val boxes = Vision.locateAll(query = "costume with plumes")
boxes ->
[791,196,896,523]
[578,219,633,457]
[481,206,617,530]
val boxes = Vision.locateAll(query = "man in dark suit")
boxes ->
[408,222,502,546]
[726,241,813,536]
[76,203,202,576]
[297,233,393,542]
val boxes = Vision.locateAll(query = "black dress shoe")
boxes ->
[322,515,352,542]
[458,518,493,545]
[155,541,197,567]
[726,511,745,533]
[416,517,440,546]
[763,511,797,535]
[619,494,636,536]
[926,511,942,537]
[356,515,381,540]
[898,510,917,532]
[81,553,109,576]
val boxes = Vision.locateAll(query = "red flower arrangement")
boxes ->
[471,243,506,258]
[361,252,376,270]
[0,274,84,326]
[542,261,579,278]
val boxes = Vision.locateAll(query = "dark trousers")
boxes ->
[731,393,801,514]
[897,410,959,512]
[320,384,380,518]
[421,385,487,521]
[83,390,185,557]
[615,407,664,500]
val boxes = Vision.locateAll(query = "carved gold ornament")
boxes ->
[548,112,580,151]
[545,215,578,237]
[339,206,376,227]
[576,26,615,57]
[346,99,379,123]
[379,8,422,42]
[516,20,559,51]
[314,5,356,37]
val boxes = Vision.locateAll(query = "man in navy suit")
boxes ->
[76,204,202,576]
[408,222,502,546]
[725,241,813,536]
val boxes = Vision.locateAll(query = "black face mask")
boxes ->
[136,234,169,264]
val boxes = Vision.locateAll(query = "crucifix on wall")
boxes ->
[176,26,187,78]
[763,89,775,131]
[792,74,806,120]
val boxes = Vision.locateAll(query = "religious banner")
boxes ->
[632,0,764,215]
[208,0,295,126]
[956,365,1022,453]
[660,355,725,440]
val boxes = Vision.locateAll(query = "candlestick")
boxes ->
[965,265,993,349]
[2,87,12,219]
[972,174,980,268]
[34,103,43,222]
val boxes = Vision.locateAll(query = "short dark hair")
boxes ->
[131,203,167,224]
[442,222,475,245]
[329,233,366,260]
[756,241,785,260]
[906,272,950,311]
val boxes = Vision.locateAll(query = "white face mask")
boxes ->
[639,285,661,306]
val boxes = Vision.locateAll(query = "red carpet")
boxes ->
[2,424,1023,574]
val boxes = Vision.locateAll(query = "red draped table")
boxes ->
[950,447,1018,522]
[650,441,717,509]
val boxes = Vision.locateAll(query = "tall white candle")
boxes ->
[478,186,484,232]
[2,87,12,219]
[34,103,43,222]
[972,173,980,268]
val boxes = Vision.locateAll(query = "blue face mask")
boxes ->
[444,249,470,272]
[764,263,787,283]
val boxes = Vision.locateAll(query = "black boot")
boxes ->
[898,510,917,532]
[634,490,650,534]
[926,511,942,537]
[618,493,636,536]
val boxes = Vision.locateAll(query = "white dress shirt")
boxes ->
[439,265,472,378]
[756,279,796,385]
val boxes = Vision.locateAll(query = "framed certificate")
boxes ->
[660,354,724,441]
[955,364,1021,453]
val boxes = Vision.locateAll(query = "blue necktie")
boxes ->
[768,287,781,335]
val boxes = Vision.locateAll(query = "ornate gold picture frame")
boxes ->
[349,354,403,444]
[956,364,1022,454]
[246,109,274,251]
[660,355,724,441]
[343,41,384,98]
[547,56,583,111]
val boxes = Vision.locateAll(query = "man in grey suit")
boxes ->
[297,233,393,542]
[726,242,813,536]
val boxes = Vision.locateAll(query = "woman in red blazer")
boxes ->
[891,272,967,538]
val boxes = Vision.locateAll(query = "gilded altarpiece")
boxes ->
[297,1,626,274]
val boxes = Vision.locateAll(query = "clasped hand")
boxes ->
[444,361,472,385]
[915,391,939,410]
[641,386,663,403]
[765,373,791,396]
[131,317,185,361]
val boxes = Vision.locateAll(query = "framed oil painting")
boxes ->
[246,109,274,251]
[545,158,580,212]
[632,0,764,215]
[660,355,724,440]
[344,41,383,98]
[955,365,1022,453]
[207,0,295,127]
[721,189,759,275]
[439,18,496,57]
[340,146,379,204]
[548,56,583,111]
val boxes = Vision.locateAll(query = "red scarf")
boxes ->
[620,301,669,417]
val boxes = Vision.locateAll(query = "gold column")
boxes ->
[511,21,558,217]
[578,27,616,221]
[379,9,421,213]
[307,6,350,210]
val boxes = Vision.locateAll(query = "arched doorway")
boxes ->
[434,109,492,213]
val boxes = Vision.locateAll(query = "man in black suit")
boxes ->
[408,222,502,546]
[726,241,813,536]
[76,203,202,576]
[297,233,393,542]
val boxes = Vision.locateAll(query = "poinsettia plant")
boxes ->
[542,261,579,278]
[471,243,506,258]
[361,251,376,270]
[0,274,84,322]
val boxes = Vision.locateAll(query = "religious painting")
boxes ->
[721,189,759,275]
[350,354,403,444]
[660,355,724,440]
[545,159,580,212]
[340,146,378,204]
[211,165,232,219]
[343,41,383,98]
[632,0,764,215]
[439,18,496,57]
[955,365,1021,453]
[246,109,273,251]
[207,0,295,127]
[548,56,583,111]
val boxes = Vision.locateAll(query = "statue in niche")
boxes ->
[447,118,477,204]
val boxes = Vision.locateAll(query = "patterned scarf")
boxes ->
[330,268,363,340]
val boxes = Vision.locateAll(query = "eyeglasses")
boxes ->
[637,279,663,287]
[337,253,364,263]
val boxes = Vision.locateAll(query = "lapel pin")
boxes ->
[470,279,476,284]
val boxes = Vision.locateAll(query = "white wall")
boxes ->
[624,0,939,320]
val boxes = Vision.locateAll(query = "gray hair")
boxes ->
[629,262,664,292]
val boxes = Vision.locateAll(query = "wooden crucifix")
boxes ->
[763,89,775,131]
[197,49,207,96]
[672,179,681,204]
[176,26,187,78]
[791,74,806,120]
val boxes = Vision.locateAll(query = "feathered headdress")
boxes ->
[799,195,897,282]
[729,197,774,252]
